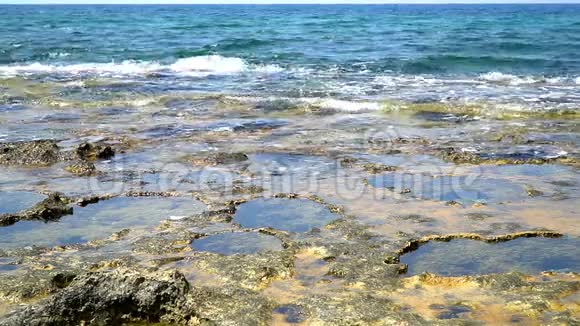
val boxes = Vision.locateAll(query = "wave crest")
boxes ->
[0,55,282,77]
[479,72,538,85]
[170,55,282,75]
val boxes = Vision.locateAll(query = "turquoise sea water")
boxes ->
[1,4,579,112]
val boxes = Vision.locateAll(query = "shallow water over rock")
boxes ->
[354,154,447,169]
[191,232,283,255]
[401,237,580,276]
[0,196,205,249]
[0,258,18,272]
[139,119,287,139]
[273,304,307,324]
[234,198,338,232]
[247,153,337,178]
[484,163,570,175]
[429,304,472,320]
[350,153,454,176]
[414,111,477,124]
[200,119,288,132]
[453,144,570,164]
[0,191,46,214]
[477,146,568,161]
[368,173,527,204]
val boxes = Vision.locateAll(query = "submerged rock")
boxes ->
[339,157,397,174]
[402,272,580,324]
[360,163,398,174]
[231,184,265,195]
[191,152,249,166]
[191,232,283,255]
[64,161,97,176]
[201,119,287,132]
[367,173,527,205]
[273,304,307,324]
[0,196,204,249]
[247,153,337,178]
[233,198,339,233]
[438,147,571,165]
[414,111,477,124]
[400,236,580,276]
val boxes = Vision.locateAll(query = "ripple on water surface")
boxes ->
[0,191,46,214]
[480,164,578,178]
[191,232,283,255]
[367,174,527,204]
[247,153,337,178]
[401,237,580,276]
[234,198,338,232]
[0,196,205,249]
[0,258,19,272]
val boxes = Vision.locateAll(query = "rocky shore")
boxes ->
[0,88,578,325]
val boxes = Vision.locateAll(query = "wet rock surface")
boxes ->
[64,160,97,176]
[75,143,115,161]
[0,192,578,325]
[414,111,478,124]
[0,140,62,166]
[0,140,115,167]
[438,146,573,165]
[190,152,249,166]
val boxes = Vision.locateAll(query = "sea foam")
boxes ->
[478,72,538,85]
[304,98,383,112]
[228,96,383,113]
[0,55,282,77]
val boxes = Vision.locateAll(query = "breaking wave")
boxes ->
[0,55,283,77]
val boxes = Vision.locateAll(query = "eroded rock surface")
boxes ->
[0,269,193,326]
[1,85,579,325]
[0,140,61,166]
[0,140,114,167]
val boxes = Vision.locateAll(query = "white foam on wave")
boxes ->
[0,55,282,77]
[373,72,576,88]
[228,96,383,113]
[304,98,382,112]
[0,61,163,76]
[170,55,244,74]
[170,55,283,76]
[478,72,538,85]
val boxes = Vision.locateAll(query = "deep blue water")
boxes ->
[1,4,579,110]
